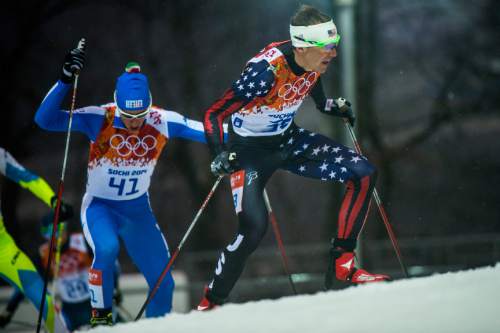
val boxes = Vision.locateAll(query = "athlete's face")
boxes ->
[294,46,337,74]
[120,110,147,134]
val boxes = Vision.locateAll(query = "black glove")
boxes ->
[325,97,356,127]
[210,151,238,176]
[50,196,74,222]
[0,310,13,328]
[61,38,86,84]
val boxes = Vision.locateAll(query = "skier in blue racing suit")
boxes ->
[35,42,206,326]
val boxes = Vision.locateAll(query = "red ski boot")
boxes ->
[335,250,391,283]
[197,296,218,311]
[196,287,219,311]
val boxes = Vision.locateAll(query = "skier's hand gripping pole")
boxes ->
[36,38,86,333]
[343,119,409,278]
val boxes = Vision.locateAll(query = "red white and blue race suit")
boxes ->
[203,41,377,302]
[35,80,205,317]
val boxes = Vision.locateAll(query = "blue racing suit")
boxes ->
[35,80,206,317]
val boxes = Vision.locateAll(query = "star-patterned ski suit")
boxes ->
[203,41,377,302]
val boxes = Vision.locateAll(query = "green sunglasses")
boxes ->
[294,34,341,50]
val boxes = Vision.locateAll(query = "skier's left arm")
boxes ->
[164,110,227,143]
[0,148,74,219]
[310,77,356,126]
[0,147,54,207]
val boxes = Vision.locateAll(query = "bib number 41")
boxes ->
[109,177,139,196]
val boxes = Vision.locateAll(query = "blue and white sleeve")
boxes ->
[35,80,105,141]
[164,111,207,143]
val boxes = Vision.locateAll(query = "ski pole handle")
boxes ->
[71,38,86,75]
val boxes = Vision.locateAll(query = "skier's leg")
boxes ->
[202,148,278,306]
[117,194,174,318]
[285,127,376,238]
[204,171,269,304]
[0,217,67,333]
[81,194,120,324]
[285,127,389,283]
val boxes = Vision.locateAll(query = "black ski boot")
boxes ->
[90,307,113,327]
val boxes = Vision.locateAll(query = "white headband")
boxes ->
[290,20,338,48]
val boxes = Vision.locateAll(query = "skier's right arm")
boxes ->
[203,59,276,157]
[34,42,104,141]
[204,59,275,175]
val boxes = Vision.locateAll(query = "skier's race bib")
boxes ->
[86,163,155,200]
[86,108,168,201]
[56,271,90,303]
[231,108,297,136]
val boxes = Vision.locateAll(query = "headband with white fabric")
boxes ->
[290,20,340,48]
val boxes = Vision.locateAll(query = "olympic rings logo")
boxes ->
[109,134,157,157]
[278,72,318,101]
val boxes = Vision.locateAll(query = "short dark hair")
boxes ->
[290,5,331,26]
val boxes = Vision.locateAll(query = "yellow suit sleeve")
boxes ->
[0,147,55,207]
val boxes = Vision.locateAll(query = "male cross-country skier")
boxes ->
[0,147,70,332]
[198,5,390,310]
[35,43,206,325]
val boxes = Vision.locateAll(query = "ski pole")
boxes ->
[263,189,298,295]
[116,304,134,322]
[51,222,66,299]
[36,38,85,333]
[12,320,36,328]
[343,121,409,278]
[135,175,224,320]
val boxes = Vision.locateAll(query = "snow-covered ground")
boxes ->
[87,264,500,333]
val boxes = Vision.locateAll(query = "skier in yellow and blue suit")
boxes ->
[0,147,70,333]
